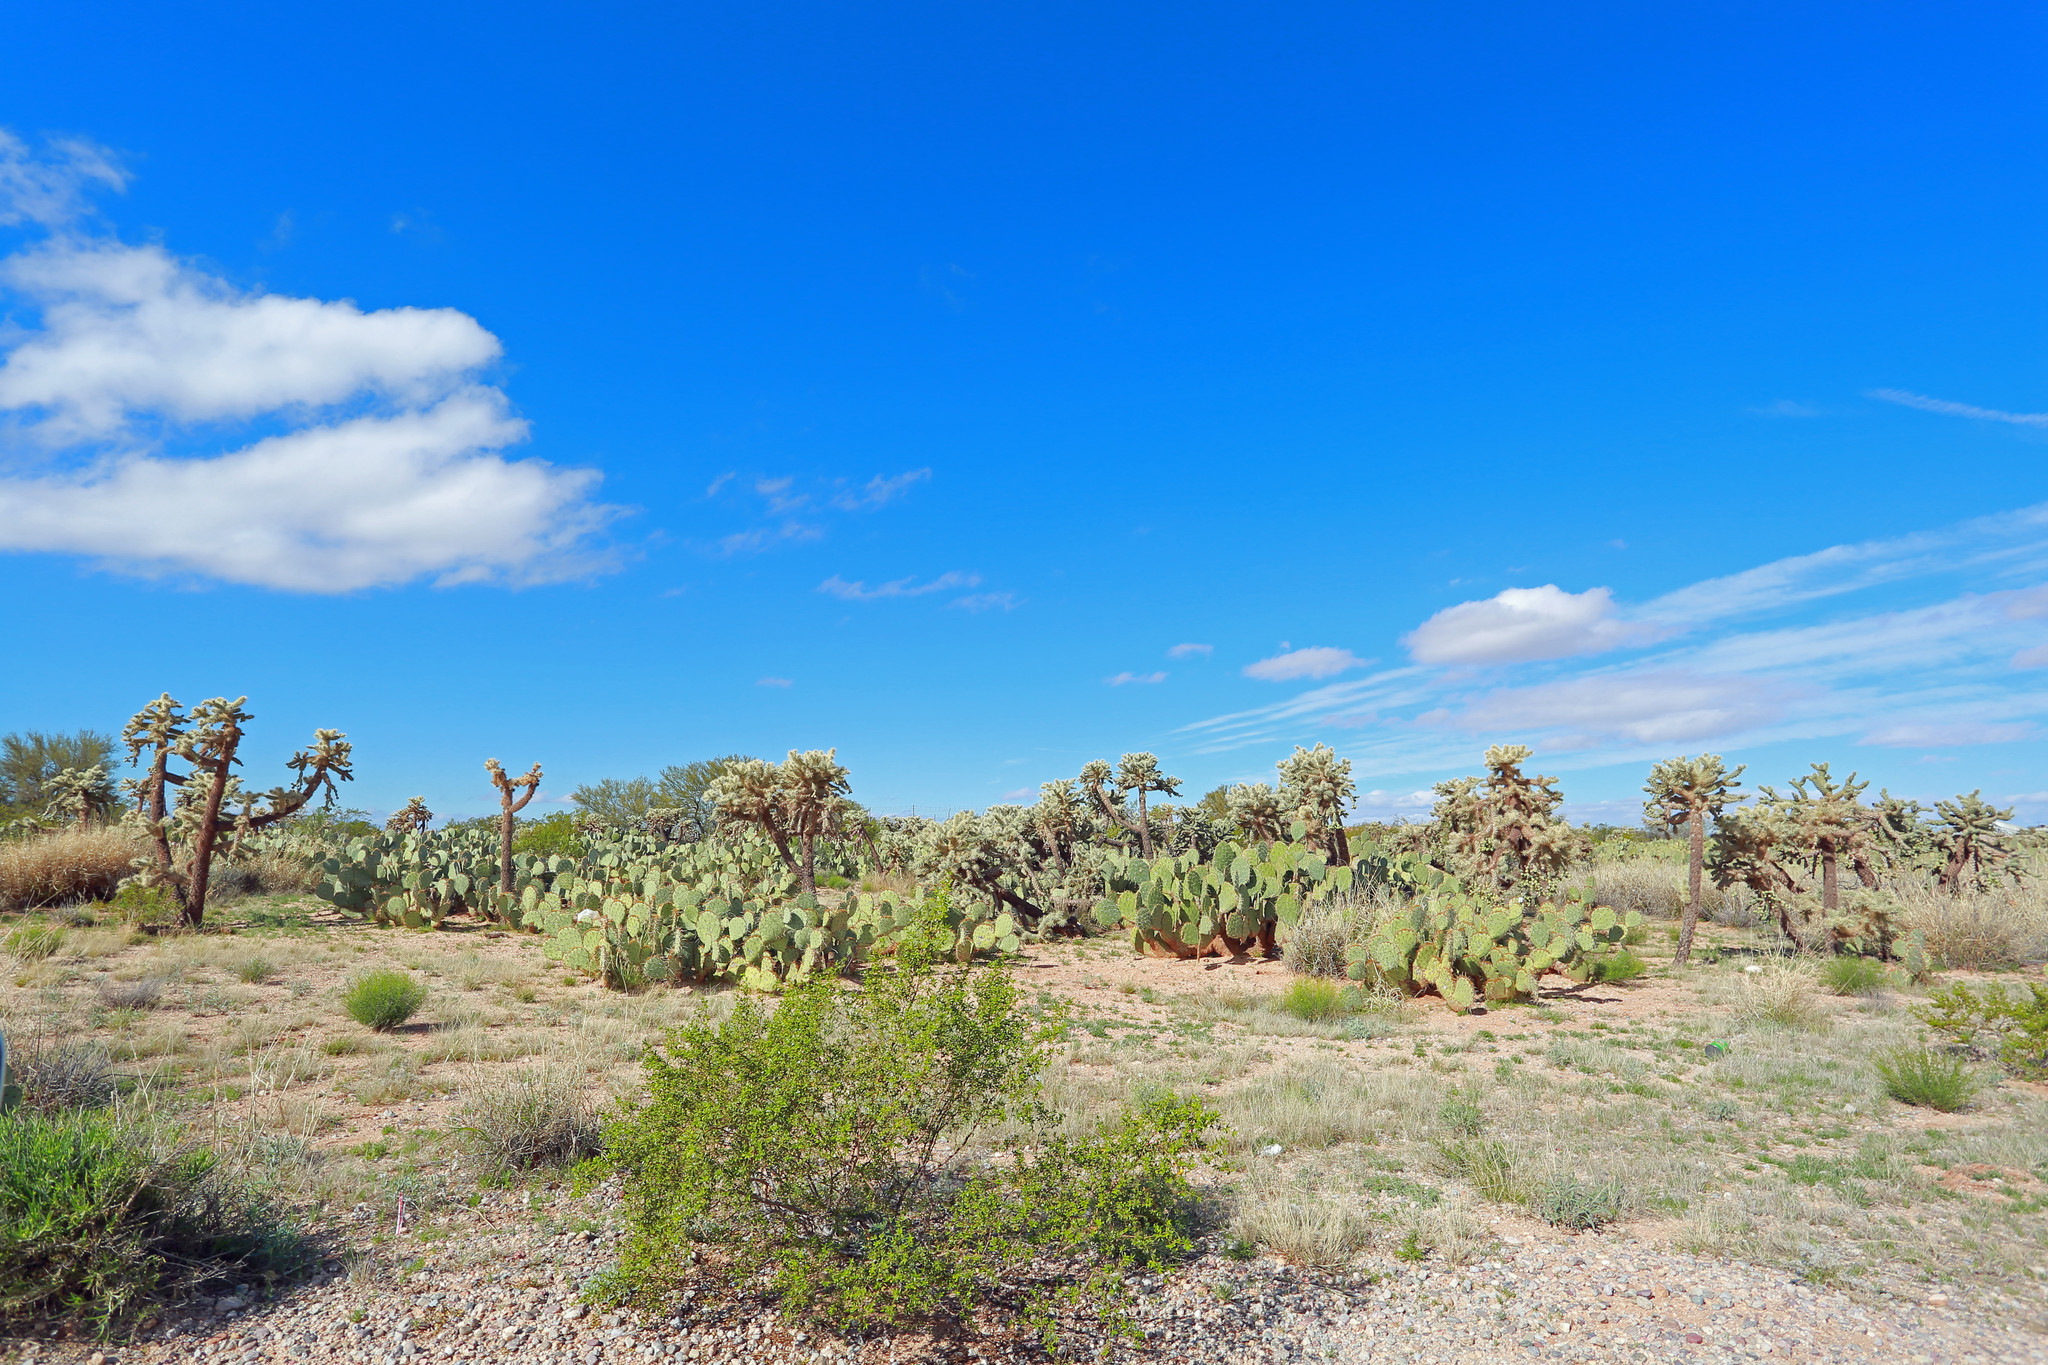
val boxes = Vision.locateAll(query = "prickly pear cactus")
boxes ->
[1090,840,1353,958]
[1349,886,1641,1012]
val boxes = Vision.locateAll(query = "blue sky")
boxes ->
[2,1,2047,825]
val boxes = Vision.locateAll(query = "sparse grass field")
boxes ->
[1,890,2045,1348]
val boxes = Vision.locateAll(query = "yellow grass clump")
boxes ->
[0,828,145,909]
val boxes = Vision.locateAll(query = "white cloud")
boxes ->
[1404,585,1653,665]
[1870,388,2048,429]
[832,468,931,511]
[757,676,793,688]
[0,239,502,442]
[2015,644,2048,669]
[818,570,979,602]
[1430,670,1792,748]
[1168,642,1213,659]
[1106,671,1167,686]
[950,592,1018,613]
[1243,646,1367,681]
[1860,721,2034,747]
[0,392,609,590]
[0,132,126,229]
[0,166,613,593]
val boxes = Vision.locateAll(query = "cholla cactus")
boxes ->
[41,766,115,830]
[1932,791,2016,893]
[485,759,543,896]
[1278,743,1355,863]
[1032,779,1086,871]
[119,693,353,927]
[1226,783,1287,842]
[1784,763,1875,912]
[386,797,434,835]
[1077,754,1180,858]
[1641,753,1744,965]
[708,749,853,893]
[1432,746,1579,893]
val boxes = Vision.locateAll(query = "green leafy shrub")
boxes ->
[1531,1172,1625,1229]
[1913,981,2048,1079]
[1821,955,1886,996]
[1278,977,1347,1021]
[512,811,586,860]
[1593,950,1647,983]
[0,1108,308,1335]
[4,924,66,962]
[1874,1046,1978,1112]
[343,969,426,1031]
[583,892,1217,1343]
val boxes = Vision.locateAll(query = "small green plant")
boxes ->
[1531,1172,1625,1229]
[1874,1047,1978,1112]
[1593,950,1647,983]
[234,957,274,985]
[1437,1097,1485,1136]
[1395,1230,1427,1262]
[321,1034,368,1056]
[1914,981,2048,1079]
[4,924,66,962]
[1821,956,1886,997]
[1434,1137,1520,1204]
[1278,977,1347,1022]
[343,969,427,1032]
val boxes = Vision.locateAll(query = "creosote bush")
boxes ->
[582,890,1218,1345]
[343,969,427,1031]
[0,1108,308,1336]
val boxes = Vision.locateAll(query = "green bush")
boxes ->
[1278,977,1347,1021]
[1593,950,1647,983]
[0,1108,307,1335]
[513,811,586,860]
[1913,981,2048,1079]
[343,969,427,1031]
[1821,955,1886,997]
[235,957,273,985]
[1874,1047,1978,1112]
[583,892,1217,1344]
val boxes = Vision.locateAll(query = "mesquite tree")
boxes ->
[1642,753,1744,965]
[122,694,352,928]
[485,758,543,894]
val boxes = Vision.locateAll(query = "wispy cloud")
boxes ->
[832,469,931,511]
[1168,642,1213,659]
[756,676,793,688]
[718,523,822,556]
[1870,388,2048,428]
[950,591,1019,613]
[818,570,979,601]
[705,468,932,556]
[1243,646,1368,682]
[1106,671,1167,686]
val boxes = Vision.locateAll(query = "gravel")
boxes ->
[4,1191,2039,1365]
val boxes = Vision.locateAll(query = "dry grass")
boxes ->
[1231,1170,1374,1267]
[0,828,145,909]
[1727,959,1830,1030]
[1892,881,2048,969]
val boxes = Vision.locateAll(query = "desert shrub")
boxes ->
[1433,1137,1521,1204]
[584,894,1217,1342]
[1821,955,1886,997]
[1893,884,2048,970]
[343,970,426,1031]
[1593,950,1647,983]
[1913,981,2048,1079]
[1732,962,1827,1030]
[1277,978,1347,1021]
[234,957,274,985]
[0,829,146,910]
[514,811,586,860]
[1229,1174,1372,1268]
[455,1068,601,1172]
[1873,1047,1978,1112]
[0,1108,308,1335]
[1531,1172,1625,1229]
[97,978,163,1010]
[1283,900,1374,978]
[4,924,66,962]
[214,851,317,899]
[9,1038,116,1113]
[107,883,178,927]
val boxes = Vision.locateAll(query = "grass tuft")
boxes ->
[453,1067,602,1172]
[343,969,427,1032]
[1821,955,1886,997]
[0,829,146,911]
[4,923,67,962]
[1873,1046,1977,1112]
[1277,977,1347,1022]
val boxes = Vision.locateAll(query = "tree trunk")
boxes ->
[142,751,189,912]
[499,796,517,896]
[1137,789,1152,860]
[1674,808,1705,966]
[1331,822,1351,866]
[1820,847,1839,913]
[798,830,816,894]
[184,748,237,929]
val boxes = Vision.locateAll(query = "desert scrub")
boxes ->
[1821,955,1886,997]
[583,892,1218,1345]
[1278,977,1348,1022]
[4,923,66,963]
[343,969,426,1031]
[1913,980,2048,1079]
[1592,949,1647,983]
[0,1108,308,1336]
[454,1067,601,1172]
[1873,1046,1978,1112]
[0,828,145,910]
